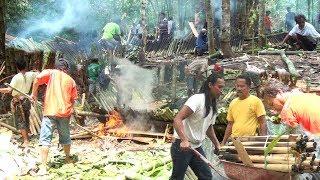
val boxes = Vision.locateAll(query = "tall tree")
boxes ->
[0,0,5,65]
[141,0,147,60]
[204,0,215,54]
[221,0,233,57]
[258,0,266,47]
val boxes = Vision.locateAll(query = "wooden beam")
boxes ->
[230,137,253,166]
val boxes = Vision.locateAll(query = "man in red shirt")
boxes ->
[31,58,78,175]
[264,11,272,34]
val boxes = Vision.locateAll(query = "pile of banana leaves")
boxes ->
[46,149,172,179]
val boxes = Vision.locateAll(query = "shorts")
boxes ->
[39,116,71,146]
[11,98,31,130]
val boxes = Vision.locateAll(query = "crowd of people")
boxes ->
[1,6,320,179]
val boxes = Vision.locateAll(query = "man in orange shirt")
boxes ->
[264,11,272,34]
[31,58,78,175]
[262,86,320,135]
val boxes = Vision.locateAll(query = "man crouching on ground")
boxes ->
[31,58,78,175]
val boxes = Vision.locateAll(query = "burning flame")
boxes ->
[103,109,131,137]
[106,110,124,130]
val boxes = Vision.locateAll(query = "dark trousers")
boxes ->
[289,34,317,51]
[11,98,31,130]
[170,139,212,180]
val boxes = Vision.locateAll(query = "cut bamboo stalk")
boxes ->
[280,50,300,78]
[30,106,41,133]
[254,163,292,173]
[230,135,302,142]
[227,141,316,149]
[221,146,292,154]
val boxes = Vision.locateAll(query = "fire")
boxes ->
[106,110,124,130]
[104,109,131,137]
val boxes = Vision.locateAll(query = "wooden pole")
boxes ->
[0,121,19,134]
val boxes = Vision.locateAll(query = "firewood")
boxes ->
[0,122,19,134]
[106,129,169,138]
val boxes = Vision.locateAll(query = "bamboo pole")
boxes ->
[231,134,302,142]
[221,146,292,154]
[254,163,292,173]
[227,141,316,149]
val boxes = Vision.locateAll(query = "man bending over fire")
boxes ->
[170,73,224,180]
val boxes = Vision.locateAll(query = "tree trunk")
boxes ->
[307,0,311,21]
[221,0,234,57]
[204,0,216,54]
[178,0,184,31]
[141,0,147,55]
[0,0,5,65]
[258,0,266,47]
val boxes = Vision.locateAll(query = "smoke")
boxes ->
[19,0,93,38]
[115,58,156,111]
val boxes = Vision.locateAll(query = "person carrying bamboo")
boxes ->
[221,74,267,146]
[0,58,38,147]
[31,58,78,175]
[171,73,224,180]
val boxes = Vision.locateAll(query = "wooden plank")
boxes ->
[230,137,253,166]
[107,129,169,138]
[188,22,199,37]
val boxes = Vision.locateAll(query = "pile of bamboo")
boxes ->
[220,135,319,173]
[29,105,42,135]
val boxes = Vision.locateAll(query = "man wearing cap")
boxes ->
[31,58,78,175]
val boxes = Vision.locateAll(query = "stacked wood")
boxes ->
[220,135,319,173]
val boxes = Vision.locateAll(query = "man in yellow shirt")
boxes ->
[221,75,267,145]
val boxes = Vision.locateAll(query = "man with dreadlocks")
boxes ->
[31,58,78,175]
[171,73,225,180]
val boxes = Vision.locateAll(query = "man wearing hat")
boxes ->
[31,58,78,175]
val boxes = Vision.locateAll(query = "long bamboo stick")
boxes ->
[221,146,292,154]
[230,135,302,142]
[254,163,292,173]
[227,141,316,149]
